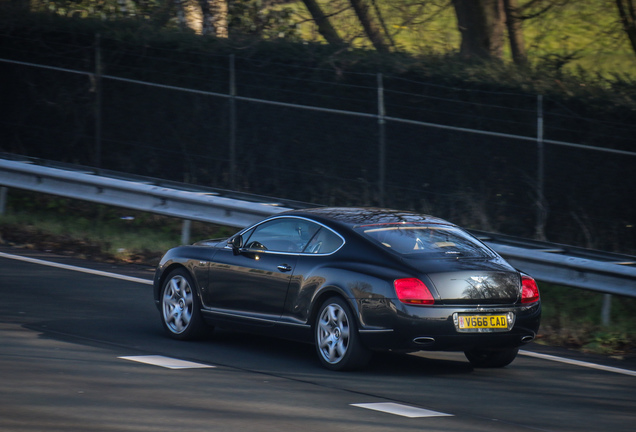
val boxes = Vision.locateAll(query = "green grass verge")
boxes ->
[0,191,237,264]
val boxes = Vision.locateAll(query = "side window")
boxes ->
[303,228,343,254]
[243,218,319,253]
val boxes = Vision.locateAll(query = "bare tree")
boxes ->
[616,0,636,55]
[171,0,206,33]
[200,0,228,38]
[452,0,505,60]
[452,0,567,63]
[173,0,188,30]
[503,0,528,64]
[370,0,396,48]
[348,0,391,52]
[300,0,345,45]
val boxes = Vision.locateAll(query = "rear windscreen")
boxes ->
[355,224,495,258]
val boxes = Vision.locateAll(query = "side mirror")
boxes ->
[228,235,243,255]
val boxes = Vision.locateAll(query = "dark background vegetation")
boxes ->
[1,11,635,255]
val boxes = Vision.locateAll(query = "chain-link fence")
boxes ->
[1,33,635,254]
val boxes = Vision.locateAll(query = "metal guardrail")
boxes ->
[470,231,636,296]
[0,157,289,229]
[1,155,635,298]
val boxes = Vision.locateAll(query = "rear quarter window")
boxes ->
[303,228,343,254]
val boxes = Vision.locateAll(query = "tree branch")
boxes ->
[300,0,346,45]
[616,0,636,56]
[348,0,391,52]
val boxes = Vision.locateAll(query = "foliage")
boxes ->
[284,0,636,78]
[538,282,636,356]
[15,0,636,76]
[229,0,300,40]
[28,0,165,20]
[584,330,633,355]
[26,0,301,39]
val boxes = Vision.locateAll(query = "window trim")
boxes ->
[227,216,345,256]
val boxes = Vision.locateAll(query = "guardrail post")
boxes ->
[601,293,611,326]
[181,219,192,245]
[0,187,7,215]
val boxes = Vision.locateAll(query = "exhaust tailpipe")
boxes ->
[413,337,435,346]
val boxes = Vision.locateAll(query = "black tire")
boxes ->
[160,268,208,340]
[314,296,371,371]
[464,347,519,368]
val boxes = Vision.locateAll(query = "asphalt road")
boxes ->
[1,247,635,432]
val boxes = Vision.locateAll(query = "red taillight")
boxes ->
[521,276,540,304]
[394,278,435,305]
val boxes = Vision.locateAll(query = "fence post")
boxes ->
[94,33,103,170]
[535,95,546,240]
[377,73,386,207]
[229,54,237,191]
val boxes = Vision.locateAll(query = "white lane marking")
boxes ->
[351,403,452,418]
[0,251,152,285]
[119,355,215,369]
[520,350,636,377]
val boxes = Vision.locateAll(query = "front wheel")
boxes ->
[160,268,208,340]
[464,347,519,368]
[314,297,371,371]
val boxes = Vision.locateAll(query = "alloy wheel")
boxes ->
[317,303,351,365]
[162,275,194,334]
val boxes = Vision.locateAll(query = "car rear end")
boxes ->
[353,222,541,354]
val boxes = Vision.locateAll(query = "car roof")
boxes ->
[280,207,455,228]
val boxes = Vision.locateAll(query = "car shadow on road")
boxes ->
[208,327,475,377]
[23,320,475,377]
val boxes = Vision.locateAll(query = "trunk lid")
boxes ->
[400,255,521,305]
[427,269,521,305]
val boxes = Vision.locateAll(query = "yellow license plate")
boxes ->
[458,315,508,329]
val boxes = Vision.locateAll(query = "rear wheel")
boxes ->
[160,268,208,340]
[464,347,519,368]
[314,297,371,371]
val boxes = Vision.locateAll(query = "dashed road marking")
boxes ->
[119,355,215,369]
[351,402,452,418]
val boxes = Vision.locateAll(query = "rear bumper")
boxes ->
[357,300,541,352]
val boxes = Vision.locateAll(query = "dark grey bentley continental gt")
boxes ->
[153,207,541,371]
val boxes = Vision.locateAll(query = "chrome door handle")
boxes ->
[277,264,292,272]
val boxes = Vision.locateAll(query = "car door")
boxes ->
[203,217,319,324]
